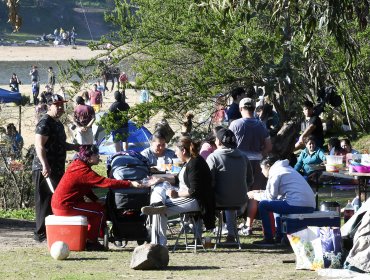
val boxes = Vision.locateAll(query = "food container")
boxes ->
[325,164,339,172]
[351,165,370,173]
[326,155,344,165]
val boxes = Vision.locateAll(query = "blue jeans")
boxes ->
[259,200,314,240]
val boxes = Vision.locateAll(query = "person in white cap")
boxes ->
[229,97,272,236]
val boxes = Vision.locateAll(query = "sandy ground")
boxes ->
[0,45,104,61]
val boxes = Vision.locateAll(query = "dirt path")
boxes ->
[0,218,44,251]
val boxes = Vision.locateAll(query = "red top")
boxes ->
[51,159,131,211]
[89,90,102,105]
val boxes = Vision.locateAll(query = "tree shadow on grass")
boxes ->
[67,257,109,261]
[166,265,220,271]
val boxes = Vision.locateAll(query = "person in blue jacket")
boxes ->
[294,135,326,178]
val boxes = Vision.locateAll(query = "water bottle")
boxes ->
[162,181,174,190]
[343,200,355,223]
[157,157,165,171]
[352,196,360,212]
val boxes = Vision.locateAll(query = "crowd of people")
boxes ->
[27,81,360,253]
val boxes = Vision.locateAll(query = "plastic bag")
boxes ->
[288,226,342,270]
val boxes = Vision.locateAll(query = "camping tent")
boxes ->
[0,88,22,133]
[0,88,22,103]
[92,112,152,155]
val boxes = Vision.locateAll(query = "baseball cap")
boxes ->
[239,97,255,108]
[216,128,237,149]
[46,94,68,105]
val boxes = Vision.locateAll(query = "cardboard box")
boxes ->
[45,215,88,251]
[282,211,340,234]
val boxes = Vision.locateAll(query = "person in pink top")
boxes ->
[88,84,103,112]
[199,126,223,160]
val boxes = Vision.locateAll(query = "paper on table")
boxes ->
[253,191,265,201]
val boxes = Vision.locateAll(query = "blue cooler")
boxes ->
[282,211,340,234]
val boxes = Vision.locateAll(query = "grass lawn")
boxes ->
[0,234,318,280]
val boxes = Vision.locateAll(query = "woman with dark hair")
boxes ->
[341,138,359,154]
[248,156,315,246]
[199,126,224,160]
[51,145,144,250]
[294,135,326,177]
[328,137,346,156]
[141,136,215,245]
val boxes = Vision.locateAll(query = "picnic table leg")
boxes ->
[315,172,320,211]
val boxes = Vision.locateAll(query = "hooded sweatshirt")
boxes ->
[206,147,253,207]
[264,159,315,208]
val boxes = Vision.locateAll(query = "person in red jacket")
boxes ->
[51,145,144,250]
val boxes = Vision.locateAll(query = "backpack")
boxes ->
[107,151,150,180]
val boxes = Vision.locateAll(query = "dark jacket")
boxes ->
[183,155,215,230]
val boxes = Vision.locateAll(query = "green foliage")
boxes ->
[0,208,35,220]
[60,0,370,134]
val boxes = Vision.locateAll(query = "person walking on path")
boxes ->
[89,84,103,113]
[32,94,78,242]
[109,91,130,152]
[29,65,39,82]
[9,73,21,92]
[47,67,56,91]
[73,96,96,145]
[229,97,272,236]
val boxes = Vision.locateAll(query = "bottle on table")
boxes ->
[343,200,355,223]
[157,157,165,171]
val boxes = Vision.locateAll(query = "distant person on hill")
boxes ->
[40,85,53,104]
[31,79,40,105]
[82,91,91,106]
[9,73,21,92]
[226,87,246,124]
[73,96,96,145]
[47,67,56,90]
[6,123,24,159]
[29,65,39,82]
[70,27,77,45]
[109,91,130,152]
[88,84,103,112]
[97,80,105,97]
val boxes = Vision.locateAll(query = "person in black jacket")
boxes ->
[109,91,130,152]
[141,136,215,245]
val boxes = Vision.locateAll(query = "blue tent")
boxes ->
[0,88,22,133]
[0,88,22,103]
[92,113,152,155]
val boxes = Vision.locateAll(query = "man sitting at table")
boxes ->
[206,128,253,243]
[141,131,176,168]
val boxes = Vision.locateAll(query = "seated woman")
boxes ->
[51,145,144,251]
[341,138,359,154]
[206,128,253,242]
[248,156,316,245]
[199,126,223,160]
[141,136,215,246]
[6,123,24,159]
[294,136,326,178]
[141,131,176,169]
[328,137,346,156]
